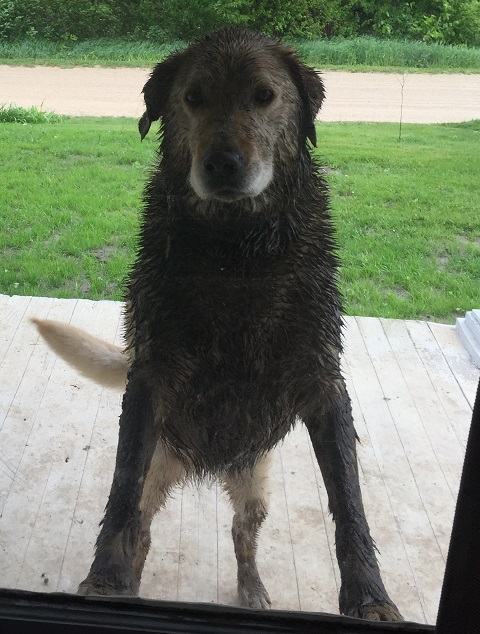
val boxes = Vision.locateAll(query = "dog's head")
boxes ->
[140,28,325,203]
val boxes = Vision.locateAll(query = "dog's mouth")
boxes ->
[209,187,252,202]
[190,160,273,203]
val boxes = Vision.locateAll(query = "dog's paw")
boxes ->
[77,579,135,597]
[348,601,403,622]
[238,581,271,609]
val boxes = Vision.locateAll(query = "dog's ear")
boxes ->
[282,49,325,147]
[139,50,188,140]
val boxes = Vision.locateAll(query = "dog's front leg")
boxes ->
[78,370,159,596]
[303,380,403,621]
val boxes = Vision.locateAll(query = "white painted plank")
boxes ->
[12,300,113,592]
[305,429,339,596]
[57,300,123,593]
[358,317,455,560]
[0,297,78,588]
[0,295,33,362]
[0,296,54,506]
[345,317,444,625]
[141,485,184,602]
[406,321,474,446]
[176,482,218,604]
[0,295,50,432]
[342,363,426,624]
[428,323,480,409]
[257,446,300,611]
[380,319,465,498]
[340,329,426,624]
[216,487,238,606]
[280,426,339,613]
[57,389,121,593]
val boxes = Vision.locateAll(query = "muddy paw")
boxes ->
[350,601,403,622]
[239,582,271,609]
[77,579,135,597]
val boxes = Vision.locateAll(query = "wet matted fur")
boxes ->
[34,28,402,621]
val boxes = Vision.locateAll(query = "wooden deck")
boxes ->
[0,293,478,625]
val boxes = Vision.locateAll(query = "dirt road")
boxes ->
[1,65,480,123]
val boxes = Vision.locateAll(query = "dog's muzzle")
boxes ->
[201,149,245,201]
[190,148,273,202]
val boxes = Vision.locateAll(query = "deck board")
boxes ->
[0,294,478,624]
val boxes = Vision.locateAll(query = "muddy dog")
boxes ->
[34,28,402,621]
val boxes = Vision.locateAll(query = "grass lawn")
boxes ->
[1,116,479,323]
[1,36,480,72]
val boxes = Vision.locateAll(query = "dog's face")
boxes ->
[140,28,325,203]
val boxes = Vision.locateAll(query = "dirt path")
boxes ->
[1,65,480,123]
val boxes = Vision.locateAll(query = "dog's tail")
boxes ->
[32,319,128,390]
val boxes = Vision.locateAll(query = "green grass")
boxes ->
[318,120,480,322]
[0,38,184,67]
[1,117,479,322]
[294,36,480,72]
[0,103,66,124]
[1,117,155,299]
[1,36,480,72]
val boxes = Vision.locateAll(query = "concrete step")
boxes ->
[456,310,480,368]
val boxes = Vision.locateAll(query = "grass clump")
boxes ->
[0,103,66,124]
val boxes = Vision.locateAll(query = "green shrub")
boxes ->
[1,0,479,46]
[0,103,66,123]
[248,0,355,38]
[351,0,480,46]
[0,0,118,40]
[131,0,249,41]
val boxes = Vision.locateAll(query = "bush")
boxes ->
[0,0,38,39]
[0,0,354,41]
[1,0,479,45]
[0,0,118,40]
[248,0,355,38]
[130,0,249,41]
[351,0,480,47]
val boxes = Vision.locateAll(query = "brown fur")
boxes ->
[34,28,402,620]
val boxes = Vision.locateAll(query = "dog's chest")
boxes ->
[165,247,294,357]
[134,222,331,382]
[132,251,305,468]
[130,226,339,469]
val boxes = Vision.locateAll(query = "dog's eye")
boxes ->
[255,88,274,105]
[185,90,204,107]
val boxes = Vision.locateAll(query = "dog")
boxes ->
[33,27,402,621]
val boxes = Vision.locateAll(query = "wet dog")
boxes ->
[34,27,402,620]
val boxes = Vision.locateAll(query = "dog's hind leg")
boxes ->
[78,372,185,596]
[222,453,272,609]
[132,440,186,588]
[303,379,403,621]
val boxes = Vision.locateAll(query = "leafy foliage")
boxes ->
[350,0,480,46]
[1,0,479,45]
[248,0,355,38]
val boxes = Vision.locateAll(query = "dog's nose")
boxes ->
[203,150,242,179]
